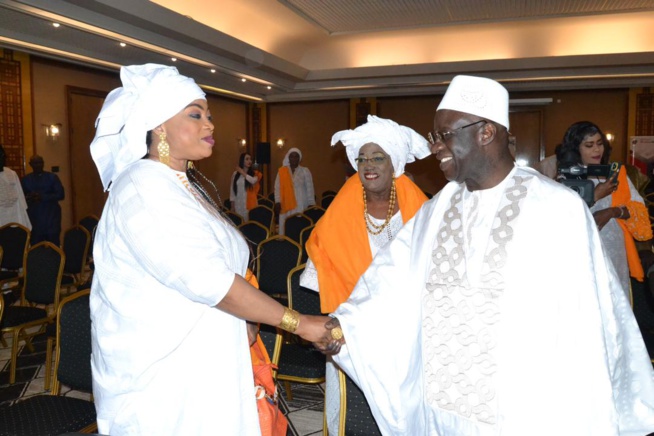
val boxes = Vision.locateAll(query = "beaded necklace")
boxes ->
[363,177,396,237]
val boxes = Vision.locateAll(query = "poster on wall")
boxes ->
[629,136,654,175]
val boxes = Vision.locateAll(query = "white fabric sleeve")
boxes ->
[229,171,237,202]
[274,171,281,203]
[245,173,259,184]
[305,168,316,206]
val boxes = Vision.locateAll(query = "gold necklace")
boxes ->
[363,178,396,236]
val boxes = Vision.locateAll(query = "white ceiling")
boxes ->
[1,0,653,102]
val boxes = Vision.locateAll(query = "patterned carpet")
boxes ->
[0,332,325,435]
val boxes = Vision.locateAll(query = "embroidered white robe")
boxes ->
[333,166,654,436]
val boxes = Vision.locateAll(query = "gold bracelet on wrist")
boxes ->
[279,307,300,333]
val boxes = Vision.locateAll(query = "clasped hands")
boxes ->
[295,315,344,355]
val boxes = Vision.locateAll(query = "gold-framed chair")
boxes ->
[0,241,64,384]
[225,210,244,227]
[321,194,335,209]
[272,264,326,401]
[257,195,275,209]
[238,221,270,273]
[249,205,275,233]
[303,205,325,224]
[0,289,98,435]
[299,224,315,264]
[284,213,313,244]
[0,222,31,301]
[256,235,301,302]
[60,225,91,294]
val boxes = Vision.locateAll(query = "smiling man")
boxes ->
[322,75,654,435]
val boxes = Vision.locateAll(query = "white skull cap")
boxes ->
[437,75,510,130]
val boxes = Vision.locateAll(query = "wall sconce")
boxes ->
[276,138,285,149]
[605,132,615,143]
[237,138,247,147]
[44,123,62,140]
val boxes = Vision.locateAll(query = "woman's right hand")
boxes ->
[594,172,618,202]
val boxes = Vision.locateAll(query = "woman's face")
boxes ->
[244,154,252,168]
[160,99,214,170]
[357,143,394,195]
[579,133,605,166]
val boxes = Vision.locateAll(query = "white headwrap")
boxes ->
[331,115,431,178]
[282,147,303,166]
[437,75,510,129]
[90,64,206,190]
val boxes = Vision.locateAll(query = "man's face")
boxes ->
[29,157,45,173]
[288,152,300,169]
[431,109,485,186]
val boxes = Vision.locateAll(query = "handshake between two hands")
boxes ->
[247,315,345,355]
[296,315,344,355]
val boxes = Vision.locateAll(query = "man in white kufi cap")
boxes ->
[321,75,654,435]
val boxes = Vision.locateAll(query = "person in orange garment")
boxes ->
[300,114,431,435]
[274,147,315,234]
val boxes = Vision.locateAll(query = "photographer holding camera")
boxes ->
[556,121,652,298]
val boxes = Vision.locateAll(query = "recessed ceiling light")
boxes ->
[241,78,246,82]
[210,69,216,73]
[171,57,177,62]
[267,86,272,90]
[119,42,126,47]
[52,23,60,28]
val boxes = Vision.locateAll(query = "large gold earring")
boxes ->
[158,131,170,166]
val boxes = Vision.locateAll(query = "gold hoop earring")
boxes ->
[158,132,170,166]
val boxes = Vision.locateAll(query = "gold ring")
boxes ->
[331,326,343,340]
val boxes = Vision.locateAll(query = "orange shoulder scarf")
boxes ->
[306,174,428,313]
[611,166,653,281]
[245,170,262,210]
[278,166,297,213]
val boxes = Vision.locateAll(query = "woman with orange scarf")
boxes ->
[301,115,431,435]
[274,148,315,235]
[230,152,261,220]
[557,121,652,299]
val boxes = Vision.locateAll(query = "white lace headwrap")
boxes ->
[282,147,303,166]
[331,115,431,177]
[90,64,206,190]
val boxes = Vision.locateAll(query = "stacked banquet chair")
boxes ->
[302,205,325,225]
[283,213,313,245]
[256,235,301,303]
[59,225,91,295]
[0,242,64,384]
[0,223,31,306]
[237,221,269,275]
[248,205,275,234]
[0,289,97,435]
[272,264,325,401]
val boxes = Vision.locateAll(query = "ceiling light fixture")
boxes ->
[171,57,177,62]
[241,78,246,82]
[52,22,60,28]
[210,69,216,73]
[267,86,272,90]
[119,42,126,47]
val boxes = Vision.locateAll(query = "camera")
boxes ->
[557,157,621,207]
